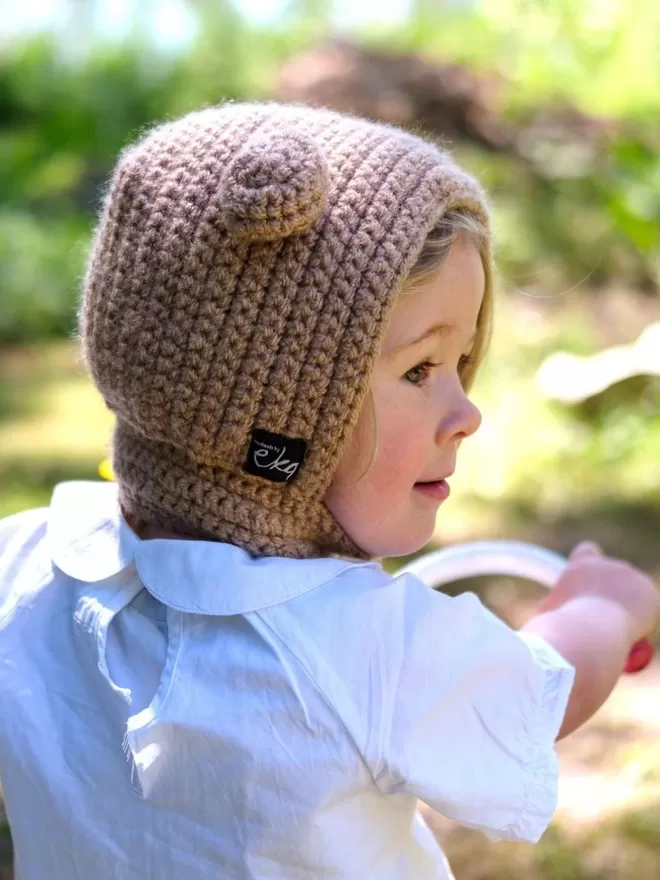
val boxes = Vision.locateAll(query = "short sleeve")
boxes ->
[376,577,575,844]
[0,508,49,610]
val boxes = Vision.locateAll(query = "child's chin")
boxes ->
[368,528,435,561]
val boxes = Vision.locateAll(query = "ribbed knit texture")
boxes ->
[80,102,491,559]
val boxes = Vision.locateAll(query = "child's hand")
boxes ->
[525,541,659,738]
[539,541,660,645]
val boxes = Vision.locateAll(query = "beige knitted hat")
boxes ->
[80,102,490,560]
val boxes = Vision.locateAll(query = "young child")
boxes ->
[0,103,657,880]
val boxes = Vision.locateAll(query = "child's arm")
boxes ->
[522,542,660,740]
[523,596,633,739]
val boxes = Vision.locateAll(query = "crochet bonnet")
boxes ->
[80,102,490,559]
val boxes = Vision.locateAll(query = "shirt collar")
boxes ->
[48,481,375,615]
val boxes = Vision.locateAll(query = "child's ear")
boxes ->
[219,128,330,243]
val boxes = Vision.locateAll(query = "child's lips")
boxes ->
[413,479,450,501]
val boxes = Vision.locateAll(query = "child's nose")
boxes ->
[436,392,482,445]
[461,397,482,439]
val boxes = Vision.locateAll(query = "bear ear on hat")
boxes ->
[219,128,330,243]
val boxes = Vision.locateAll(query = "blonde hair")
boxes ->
[403,209,493,390]
[348,209,493,484]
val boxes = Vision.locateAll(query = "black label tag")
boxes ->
[243,429,307,484]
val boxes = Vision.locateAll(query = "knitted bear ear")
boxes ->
[219,129,330,243]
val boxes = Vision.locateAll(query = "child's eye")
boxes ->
[459,353,476,372]
[458,353,477,388]
[403,354,477,388]
[403,360,441,387]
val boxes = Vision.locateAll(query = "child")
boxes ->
[0,103,657,880]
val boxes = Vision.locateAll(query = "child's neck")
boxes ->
[123,510,194,542]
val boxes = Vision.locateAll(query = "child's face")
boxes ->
[324,232,484,558]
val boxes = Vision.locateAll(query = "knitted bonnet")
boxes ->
[80,102,490,560]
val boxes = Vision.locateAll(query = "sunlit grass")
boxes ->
[0,341,113,517]
[426,796,660,880]
[0,342,112,456]
[0,377,112,460]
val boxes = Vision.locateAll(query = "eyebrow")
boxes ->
[386,322,476,356]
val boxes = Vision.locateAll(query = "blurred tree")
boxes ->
[0,0,658,345]
[277,38,660,290]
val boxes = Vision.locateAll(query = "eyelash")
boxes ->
[403,355,476,387]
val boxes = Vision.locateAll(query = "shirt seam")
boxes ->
[253,610,382,791]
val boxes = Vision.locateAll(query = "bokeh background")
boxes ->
[1,1,659,877]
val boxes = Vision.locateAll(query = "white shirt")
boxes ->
[0,481,574,879]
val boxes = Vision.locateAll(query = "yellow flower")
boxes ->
[98,457,115,481]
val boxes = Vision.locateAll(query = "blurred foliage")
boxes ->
[433,801,660,880]
[391,0,660,288]
[405,0,660,117]
[0,0,659,343]
[422,0,660,292]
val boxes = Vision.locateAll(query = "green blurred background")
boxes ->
[1,1,659,877]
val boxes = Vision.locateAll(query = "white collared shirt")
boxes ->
[0,481,574,879]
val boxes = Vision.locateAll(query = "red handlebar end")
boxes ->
[624,639,654,674]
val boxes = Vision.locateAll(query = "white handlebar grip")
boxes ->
[398,540,566,589]
[397,539,654,674]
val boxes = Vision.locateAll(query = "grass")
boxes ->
[422,797,660,880]
[0,341,113,518]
